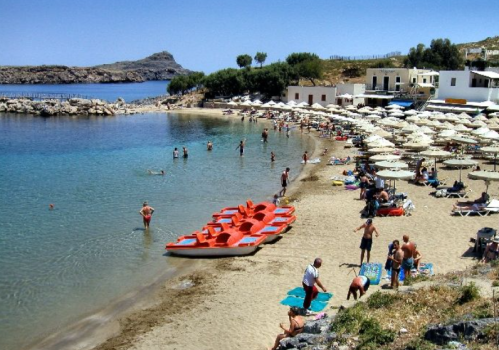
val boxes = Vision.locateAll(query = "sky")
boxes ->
[1,0,499,74]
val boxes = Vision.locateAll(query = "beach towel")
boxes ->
[385,263,434,281]
[280,296,328,312]
[287,287,333,302]
[359,262,383,285]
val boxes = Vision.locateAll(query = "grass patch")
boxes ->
[472,301,493,319]
[366,291,399,309]
[457,282,480,305]
[403,274,430,286]
[357,317,396,349]
[404,338,436,350]
[331,302,367,334]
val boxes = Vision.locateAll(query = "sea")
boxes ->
[0,83,314,350]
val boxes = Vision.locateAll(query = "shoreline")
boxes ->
[26,107,320,350]
[86,110,498,350]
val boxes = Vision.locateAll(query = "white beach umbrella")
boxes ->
[376,168,415,192]
[386,104,403,110]
[415,119,430,126]
[240,100,253,106]
[481,130,499,140]
[469,120,487,128]
[420,149,453,175]
[402,140,431,150]
[389,111,405,118]
[368,147,396,154]
[451,136,477,145]
[472,127,490,136]
[418,126,436,134]
[475,114,488,122]
[286,101,297,106]
[378,118,398,127]
[444,158,478,181]
[468,170,499,193]
[401,124,420,134]
[375,160,409,169]
[368,139,395,148]
[481,146,499,171]
[458,112,472,120]
[370,154,401,161]
[454,124,471,133]
[252,99,263,105]
[267,100,276,105]
[404,110,418,116]
[365,114,382,120]
[406,115,420,123]
[311,103,325,110]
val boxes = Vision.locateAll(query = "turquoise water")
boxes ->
[0,80,169,102]
[0,112,313,350]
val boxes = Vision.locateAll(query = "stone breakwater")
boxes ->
[0,97,143,116]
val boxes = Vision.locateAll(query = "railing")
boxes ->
[0,91,92,101]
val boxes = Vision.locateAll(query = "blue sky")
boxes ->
[1,0,498,73]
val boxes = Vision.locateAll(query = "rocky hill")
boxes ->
[0,51,190,84]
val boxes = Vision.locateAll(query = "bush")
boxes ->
[330,302,367,334]
[472,301,492,319]
[366,291,399,309]
[457,282,480,304]
[404,338,436,350]
[357,317,396,349]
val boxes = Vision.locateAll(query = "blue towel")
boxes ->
[287,287,333,302]
[386,263,434,281]
[359,262,383,285]
[280,296,327,312]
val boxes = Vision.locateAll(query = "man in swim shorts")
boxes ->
[353,219,380,266]
[182,147,188,158]
[347,275,371,300]
[280,167,290,197]
[388,240,403,289]
[139,202,155,230]
[401,235,416,279]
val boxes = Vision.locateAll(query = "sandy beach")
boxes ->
[39,107,498,350]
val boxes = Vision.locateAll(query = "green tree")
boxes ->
[254,52,267,68]
[286,52,323,86]
[167,75,190,95]
[236,54,253,68]
[203,68,244,97]
[404,38,464,70]
[187,71,205,90]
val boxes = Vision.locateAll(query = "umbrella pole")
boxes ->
[495,153,497,172]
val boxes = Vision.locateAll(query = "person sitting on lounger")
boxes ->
[374,188,390,203]
[270,307,305,350]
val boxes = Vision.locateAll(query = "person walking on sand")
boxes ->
[236,139,245,156]
[139,202,155,230]
[279,167,290,197]
[388,240,403,289]
[401,235,416,278]
[302,258,327,315]
[302,151,308,164]
[347,275,371,300]
[353,219,379,266]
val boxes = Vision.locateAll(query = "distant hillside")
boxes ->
[0,51,191,84]
[457,36,499,51]
[94,51,191,81]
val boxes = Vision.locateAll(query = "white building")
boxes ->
[284,84,365,107]
[427,67,499,113]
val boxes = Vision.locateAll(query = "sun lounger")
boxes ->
[445,188,472,199]
[452,199,499,217]
[424,177,448,187]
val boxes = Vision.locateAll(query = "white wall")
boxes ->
[285,86,337,106]
[439,70,499,103]
[337,83,366,106]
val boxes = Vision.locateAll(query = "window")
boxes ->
[423,78,427,83]
[412,78,416,83]
[295,93,299,99]
[451,78,456,86]
[321,94,326,101]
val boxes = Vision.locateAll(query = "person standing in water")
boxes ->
[236,140,245,156]
[139,202,155,230]
[271,151,275,162]
[183,146,188,158]
[207,141,213,151]
[280,167,290,197]
[173,148,179,159]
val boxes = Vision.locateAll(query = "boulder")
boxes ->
[425,318,496,345]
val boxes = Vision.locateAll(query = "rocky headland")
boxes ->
[0,51,190,84]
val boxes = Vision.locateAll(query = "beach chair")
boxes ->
[424,177,448,187]
[445,188,472,199]
[452,199,499,217]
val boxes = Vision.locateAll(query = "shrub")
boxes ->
[366,291,398,309]
[330,302,367,334]
[357,317,396,349]
[404,338,436,350]
[457,282,480,304]
[472,301,492,319]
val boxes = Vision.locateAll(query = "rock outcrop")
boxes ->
[0,97,139,116]
[0,51,190,84]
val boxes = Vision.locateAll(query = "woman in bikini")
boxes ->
[270,307,304,350]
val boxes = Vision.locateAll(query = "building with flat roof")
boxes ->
[284,84,365,107]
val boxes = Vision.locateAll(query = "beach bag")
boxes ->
[435,189,447,198]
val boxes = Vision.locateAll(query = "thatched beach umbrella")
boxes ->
[368,147,396,154]
[376,168,415,192]
[420,149,453,176]
[369,154,401,162]
[375,160,409,169]
[444,158,478,182]
[468,170,499,193]
[481,145,499,171]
